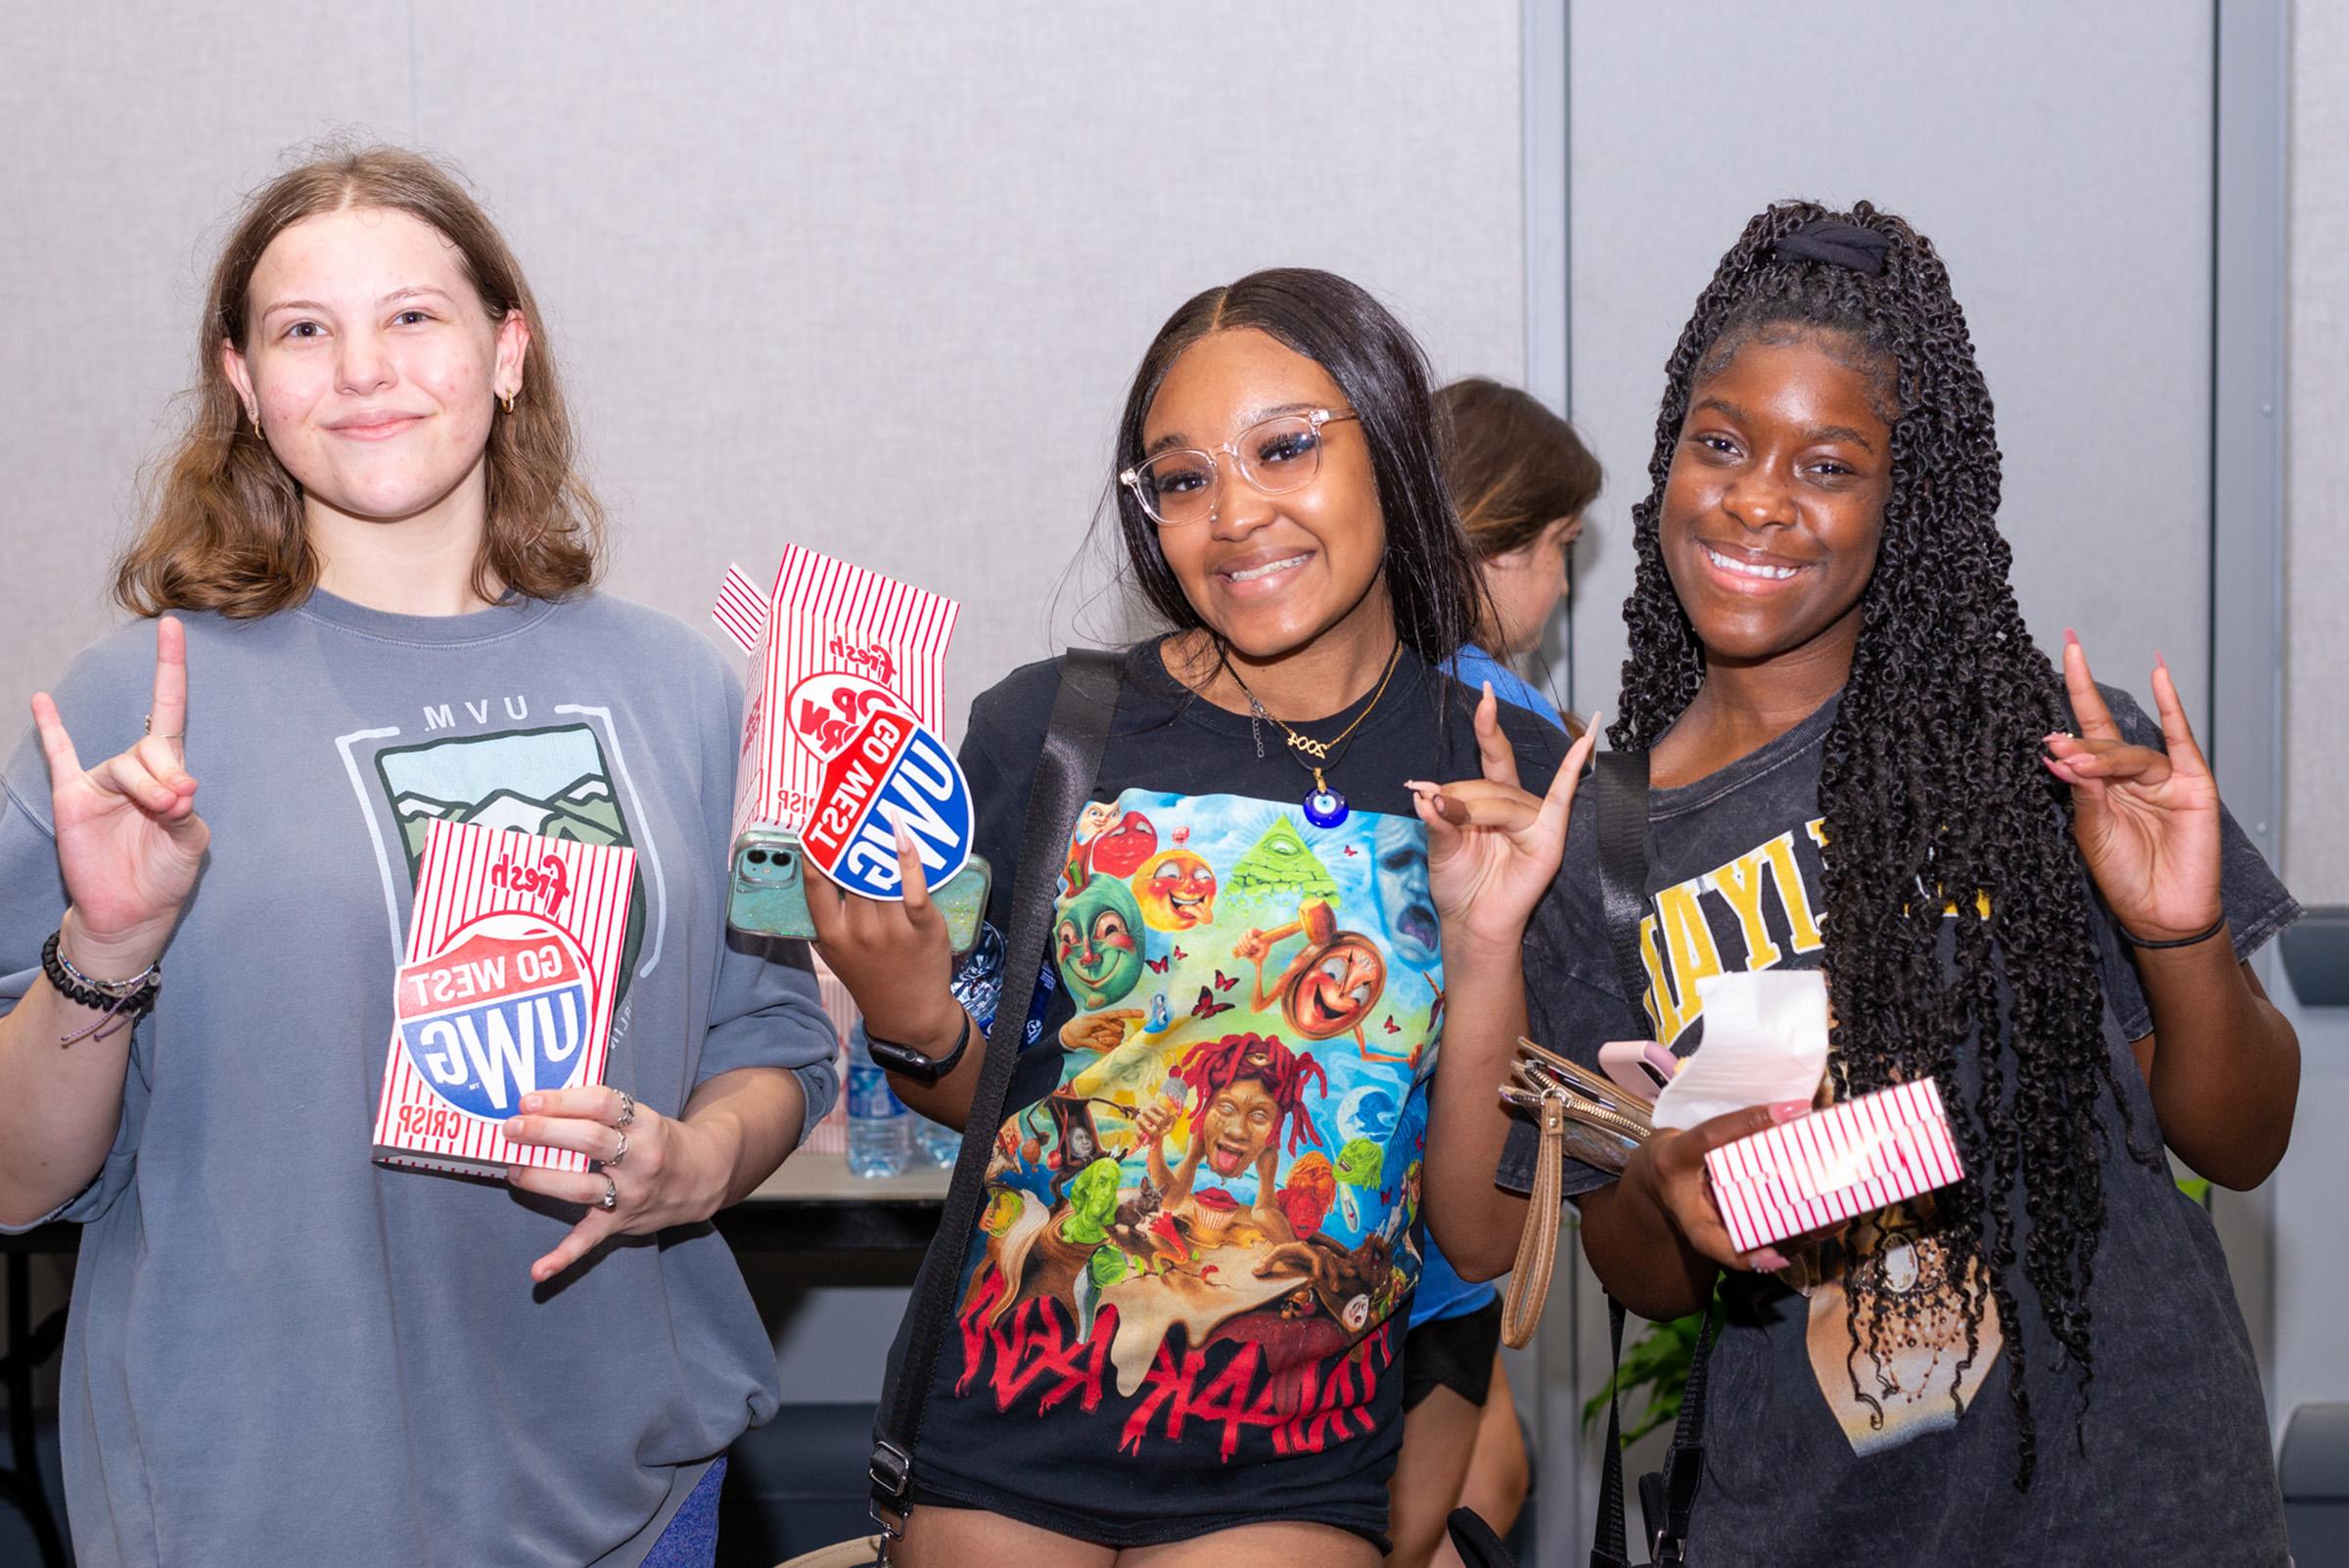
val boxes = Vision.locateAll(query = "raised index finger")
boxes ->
[1473,683,1523,790]
[148,617,189,750]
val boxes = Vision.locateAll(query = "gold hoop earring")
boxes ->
[500,392,516,415]
[247,406,261,430]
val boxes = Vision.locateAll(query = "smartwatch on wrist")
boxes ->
[864,1014,973,1085]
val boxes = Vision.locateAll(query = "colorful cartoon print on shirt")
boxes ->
[953,790,1443,1456]
[1132,847,1219,930]
[1056,874,1144,1009]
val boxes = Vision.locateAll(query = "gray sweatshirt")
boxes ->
[0,588,838,1567]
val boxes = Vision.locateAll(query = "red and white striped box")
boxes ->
[372,819,637,1176]
[714,545,959,843]
[1703,1079,1965,1254]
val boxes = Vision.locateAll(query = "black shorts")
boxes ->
[1401,1296,1502,1412]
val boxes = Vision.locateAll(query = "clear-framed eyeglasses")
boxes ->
[1120,408,1360,528]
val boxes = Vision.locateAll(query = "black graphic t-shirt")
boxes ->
[886,642,1568,1548]
[1499,690,2300,1567]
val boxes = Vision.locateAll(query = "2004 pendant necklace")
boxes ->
[1221,639,1404,829]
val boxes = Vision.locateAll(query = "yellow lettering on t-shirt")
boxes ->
[1706,841,1788,969]
[1768,823,1829,952]
[1649,881,1725,1044]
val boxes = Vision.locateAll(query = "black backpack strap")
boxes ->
[1644,1306,1714,1565]
[1590,1297,1632,1568]
[869,648,1123,1536]
[1589,748,1712,1566]
[1590,750,1652,1021]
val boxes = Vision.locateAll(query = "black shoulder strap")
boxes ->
[1590,750,1652,1026]
[1589,748,1712,1568]
[870,647,1123,1535]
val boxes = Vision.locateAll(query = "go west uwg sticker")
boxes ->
[372,819,637,1176]
[799,700,975,901]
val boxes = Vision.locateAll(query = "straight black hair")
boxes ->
[1110,268,1488,668]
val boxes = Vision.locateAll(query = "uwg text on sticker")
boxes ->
[800,707,973,899]
[395,916,596,1119]
[373,819,634,1176]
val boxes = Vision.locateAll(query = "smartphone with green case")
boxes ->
[728,825,991,955]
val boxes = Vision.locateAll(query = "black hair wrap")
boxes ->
[1772,219,1890,275]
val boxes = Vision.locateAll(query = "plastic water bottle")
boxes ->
[845,1031,911,1178]
[914,1114,960,1169]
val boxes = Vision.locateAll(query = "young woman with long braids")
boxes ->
[808,269,1589,1564]
[1419,202,2300,1562]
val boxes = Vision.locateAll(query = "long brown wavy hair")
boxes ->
[1434,377,1601,559]
[115,144,605,618]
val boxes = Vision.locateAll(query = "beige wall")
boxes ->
[0,1,1531,744]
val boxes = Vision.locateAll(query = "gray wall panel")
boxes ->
[0,5,409,717]
[2271,0,2349,1446]
[1563,0,2214,732]
[2287,0,2349,900]
[405,0,1527,739]
[2,2,1529,746]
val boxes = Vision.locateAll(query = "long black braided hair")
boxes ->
[1613,201,2151,1487]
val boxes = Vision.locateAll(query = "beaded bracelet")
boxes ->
[41,930,161,1043]
[2114,912,2228,950]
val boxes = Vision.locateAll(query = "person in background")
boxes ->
[0,146,836,1567]
[1386,379,1600,1566]
[1435,377,1602,734]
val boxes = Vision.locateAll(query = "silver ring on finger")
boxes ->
[142,714,185,741]
[599,1176,619,1212]
[615,1089,636,1129]
[608,1130,627,1168]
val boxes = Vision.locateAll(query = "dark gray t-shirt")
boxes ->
[1501,689,2298,1567]
[0,590,839,1568]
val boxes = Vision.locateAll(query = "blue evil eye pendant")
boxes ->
[1303,768,1350,829]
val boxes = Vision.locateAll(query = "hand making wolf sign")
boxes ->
[2041,630,2225,945]
[30,616,210,978]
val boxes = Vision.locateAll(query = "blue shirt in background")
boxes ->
[1414,643,1568,1329]
[1444,642,1564,729]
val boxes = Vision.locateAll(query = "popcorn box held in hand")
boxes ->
[372,819,637,1176]
[714,544,959,845]
[1703,1078,1965,1254]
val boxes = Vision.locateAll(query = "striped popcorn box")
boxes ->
[712,545,959,843]
[1703,1079,1965,1254]
[803,956,860,1156]
[372,819,637,1176]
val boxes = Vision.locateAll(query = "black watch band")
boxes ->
[864,1015,972,1086]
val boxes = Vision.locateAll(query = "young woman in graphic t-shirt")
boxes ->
[0,148,835,1567]
[1419,203,2301,1564]
[808,270,1592,1565]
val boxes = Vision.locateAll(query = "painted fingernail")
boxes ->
[2064,626,2079,646]
[1769,1100,1810,1123]
[1403,779,1436,794]
[1750,1249,1790,1272]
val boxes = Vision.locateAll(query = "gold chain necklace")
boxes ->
[1221,640,1403,828]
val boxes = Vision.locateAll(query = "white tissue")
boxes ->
[1647,971,1830,1132]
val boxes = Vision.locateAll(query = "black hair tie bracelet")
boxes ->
[41,930,161,1044]
[2116,912,2228,950]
